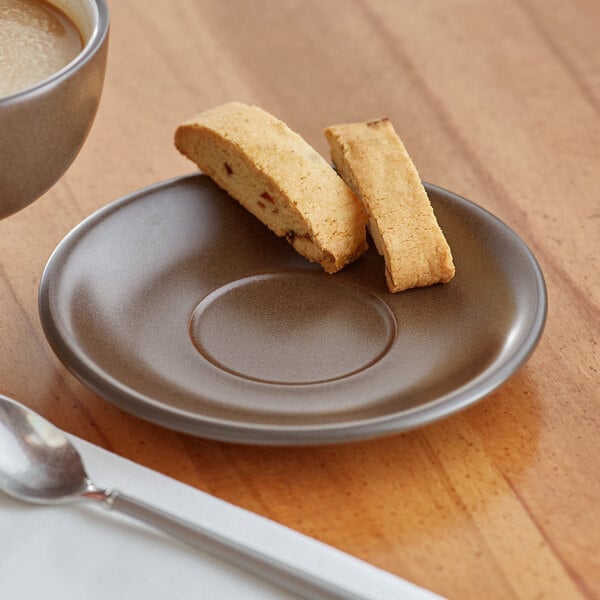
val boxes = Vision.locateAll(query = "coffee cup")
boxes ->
[0,0,109,219]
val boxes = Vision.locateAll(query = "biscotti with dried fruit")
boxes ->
[325,117,455,292]
[175,101,368,273]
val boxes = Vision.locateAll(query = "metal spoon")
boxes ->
[0,394,362,600]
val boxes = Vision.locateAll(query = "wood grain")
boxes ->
[1,1,598,598]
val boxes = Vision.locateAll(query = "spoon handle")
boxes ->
[91,488,364,600]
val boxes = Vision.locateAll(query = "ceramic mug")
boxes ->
[0,0,109,219]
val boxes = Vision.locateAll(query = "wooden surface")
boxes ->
[1,1,599,598]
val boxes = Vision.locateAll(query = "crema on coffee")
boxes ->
[0,0,82,97]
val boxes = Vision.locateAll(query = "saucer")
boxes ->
[39,174,547,445]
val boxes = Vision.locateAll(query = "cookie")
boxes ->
[325,118,455,292]
[175,101,368,273]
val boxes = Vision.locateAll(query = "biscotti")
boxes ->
[325,118,455,292]
[174,101,368,273]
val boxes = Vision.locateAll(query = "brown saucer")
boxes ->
[39,174,546,445]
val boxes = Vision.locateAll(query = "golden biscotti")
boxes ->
[174,101,368,273]
[325,118,455,292]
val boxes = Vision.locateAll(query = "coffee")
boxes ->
[0,0,82,97]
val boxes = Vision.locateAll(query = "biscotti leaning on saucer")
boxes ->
[325,118,455,293]
[174,101,368,273]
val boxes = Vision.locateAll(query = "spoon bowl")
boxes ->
[0,398,89,502]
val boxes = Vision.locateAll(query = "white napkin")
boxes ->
[0,435,444,599]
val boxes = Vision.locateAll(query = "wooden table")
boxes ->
[1,1,598,598]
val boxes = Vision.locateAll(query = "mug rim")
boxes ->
[0,0,110,105]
